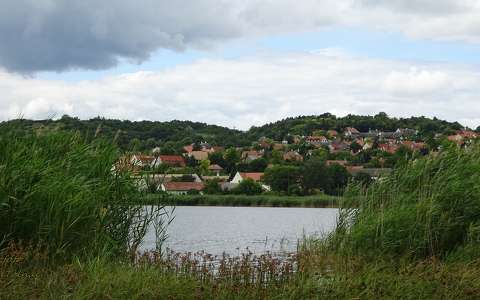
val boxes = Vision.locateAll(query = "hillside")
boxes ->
[245,112,465,141]
[0,112,468,151]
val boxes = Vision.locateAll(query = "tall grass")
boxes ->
[329,144,480,259]
[0,128,166,260]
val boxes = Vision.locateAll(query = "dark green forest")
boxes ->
[1,112,467,152]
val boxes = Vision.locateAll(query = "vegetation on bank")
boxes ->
[1,128,480,299]
[142,193,342,207]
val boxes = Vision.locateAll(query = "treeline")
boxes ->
[1,112,469,151]
[246,112,466,141]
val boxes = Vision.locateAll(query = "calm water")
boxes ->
[143,206,338,255]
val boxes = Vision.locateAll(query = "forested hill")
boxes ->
[2,116,249,151]
[245,113,466,141]
[1,112,470,151]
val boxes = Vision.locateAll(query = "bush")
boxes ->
[232,179,263,195]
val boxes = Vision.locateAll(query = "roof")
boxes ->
[239,172,264,182]
[163,182,204,191]
[183,145,194,153]
[345,127,360,134]
[133,155,155,164]
[189,151,209,161]
[159,155,184,162]
[208,164,223,171]
[306,136,327,142]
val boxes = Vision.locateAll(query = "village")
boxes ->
[116,127,478,195]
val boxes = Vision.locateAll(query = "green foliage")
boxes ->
[301,158,329,194]
[232,178,263,195]
[202,179,223,194]
[263,165,301,194]
[326,164,350,195]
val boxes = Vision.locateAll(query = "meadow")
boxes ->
[1,128,479,299]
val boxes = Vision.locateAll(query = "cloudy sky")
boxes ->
[2,0,480,129]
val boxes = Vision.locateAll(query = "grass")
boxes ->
[142,193,342,208]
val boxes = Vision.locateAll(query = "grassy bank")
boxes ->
[142,193,342,208]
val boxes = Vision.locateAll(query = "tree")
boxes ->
[224,148,240,174]
[232,178,263,195]
[208,151,226,167]
[203,179,223,194]
[263,165,301,194]
[301,158,329,194]
[199,159,211,175]
[326,164,350,195]
[248,158,268,172]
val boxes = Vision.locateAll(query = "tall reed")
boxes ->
[329,144,480,259]
[0,127,163,260]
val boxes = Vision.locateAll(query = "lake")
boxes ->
[143,206,339,255]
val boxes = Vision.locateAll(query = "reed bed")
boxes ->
[143,194,341,208]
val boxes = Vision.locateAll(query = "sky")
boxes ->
[1,0,480,130]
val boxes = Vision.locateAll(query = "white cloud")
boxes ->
[1,51,479,129]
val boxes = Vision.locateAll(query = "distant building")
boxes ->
[283,151,303,162]
[305,136,328,146]
[161,182,204,195]
[208,164,224,176]
[154,155,186,167]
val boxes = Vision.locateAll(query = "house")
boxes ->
[202,175,229,182]
[283,151,303,162]
[208,164,223,176]
[329,141,350,153]
[396,128,418,137]
[130,155,156,168]
[327,130,338,138]
[154,155,186,167]
[188,151,209,161]
[161,182,204,195]
[401,141,426,151]
[230,172,271,191]
[183,145,194,153]
[305,136,329,146]
[379,143,399,154]
[344,127,360,137]
[231,172,264,183]
[242,150,263,162]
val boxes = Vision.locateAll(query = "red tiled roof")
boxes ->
[159,155,185,167]
[240,172,264,182]
[163,182,204,191]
